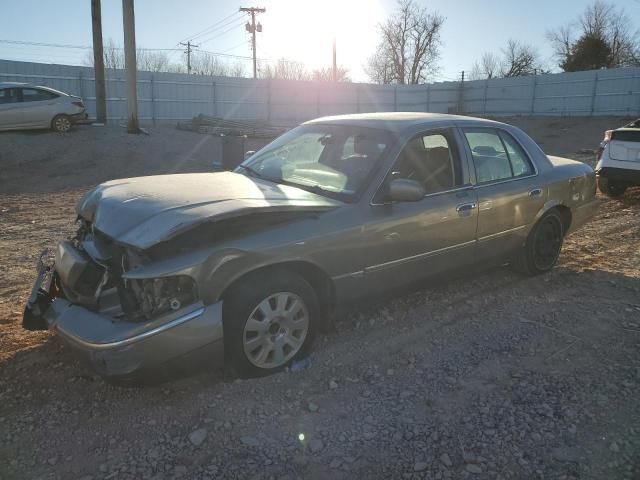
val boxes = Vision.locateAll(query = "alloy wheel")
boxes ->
[242,292,309,369]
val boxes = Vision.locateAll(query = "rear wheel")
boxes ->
[597,176,627,197]
[512,210,564,276]
[223,269,318,378]
[51,114,72,133]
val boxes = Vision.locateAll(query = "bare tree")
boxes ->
[470,52,500,80]
[547,25,573,64]
[84,38,182,73]
[190,52,231,76]
[365,0,444,84]
[260,59,309,80]
[500,40,540,77]
[227,61,247,78]
[364,47,395,84]
[548,1,640,71]
[470,41,542,80]
[136,49,170,72]
[310,66,351,82]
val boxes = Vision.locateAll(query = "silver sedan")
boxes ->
[23,113,599,382]
[0,82,87,132]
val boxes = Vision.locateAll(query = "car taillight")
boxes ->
[72,101,84,108]
[603,130,613,143]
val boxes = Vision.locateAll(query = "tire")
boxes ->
[512,209,565,276]
[597,176,626,197]
[51,114,72,133]
[223,269,318,378]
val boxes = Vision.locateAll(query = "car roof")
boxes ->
[0,82,68,95]
[303,112,505,132]
[0,81,30,88]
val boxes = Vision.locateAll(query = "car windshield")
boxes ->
[236,124,391,201]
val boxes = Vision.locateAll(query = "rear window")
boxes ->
[612,130,640,142]
[21,88,58,102]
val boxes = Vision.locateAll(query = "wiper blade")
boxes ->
[239,164,266,179]
[277,178,332,196]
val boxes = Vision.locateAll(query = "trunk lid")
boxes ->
[610,129,640,162]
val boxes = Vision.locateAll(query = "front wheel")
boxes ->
[223,269,318,378]
[512,210,565,276]
[51,114,72,133]
[597,176,627,197]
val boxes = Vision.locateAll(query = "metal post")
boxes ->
[394,84,398,111]
[530,73,537,115]
[483,79,489,115]
[426,84,430,112]
[267,79,271,123]
[150,74,156,126]
[78,70,84,100]
[212,81,217,117]
[590,72,599,116]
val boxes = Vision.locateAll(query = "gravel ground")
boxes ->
[0,119,639,480]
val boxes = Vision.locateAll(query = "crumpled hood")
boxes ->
[77,172,339,249]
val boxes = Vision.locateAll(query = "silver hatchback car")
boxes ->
[0,82,87,132]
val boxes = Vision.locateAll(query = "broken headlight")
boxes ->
[130,275,198,320]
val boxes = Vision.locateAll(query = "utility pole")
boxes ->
[240,6,265,79]
[179,40,199,74]
[91,0,106,124]
[122,0,139,133]
[458,70,465,114]
[332,36,337,82]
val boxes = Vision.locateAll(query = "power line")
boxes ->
[0,39,256,61]
[219,40,249,54]
[0,39,91,50]
[196,17,247,45]
[193,14,246,43]
[177,10,242,44]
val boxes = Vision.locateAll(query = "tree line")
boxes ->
[368,0,639,84]
[84,39,351,81]
[85,0,639,83]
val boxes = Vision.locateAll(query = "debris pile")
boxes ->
[177,115,288,138]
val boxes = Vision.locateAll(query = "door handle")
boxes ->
[528,188,542,197]
[456,202,476,215]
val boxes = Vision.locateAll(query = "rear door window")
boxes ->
[20,88,58,102]
[0,88,18,104]
[463,128,534,183]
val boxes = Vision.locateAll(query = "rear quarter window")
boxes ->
[21,88,59,102]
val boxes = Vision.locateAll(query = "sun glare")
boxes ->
[261,0,382,74]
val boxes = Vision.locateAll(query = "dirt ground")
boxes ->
[0,118,639,480]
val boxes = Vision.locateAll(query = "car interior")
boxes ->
[391,134,459,194]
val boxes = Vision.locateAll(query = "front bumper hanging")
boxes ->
[22,247,225,379]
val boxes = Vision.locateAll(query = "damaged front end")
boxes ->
[23,219,224,379]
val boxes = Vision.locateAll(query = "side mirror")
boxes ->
[244,150,256,160]
[388,178,426,202]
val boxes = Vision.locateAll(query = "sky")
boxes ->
[1,0,639,82]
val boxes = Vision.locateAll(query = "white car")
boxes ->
[0,82,87,133]
[596,118,640,197]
